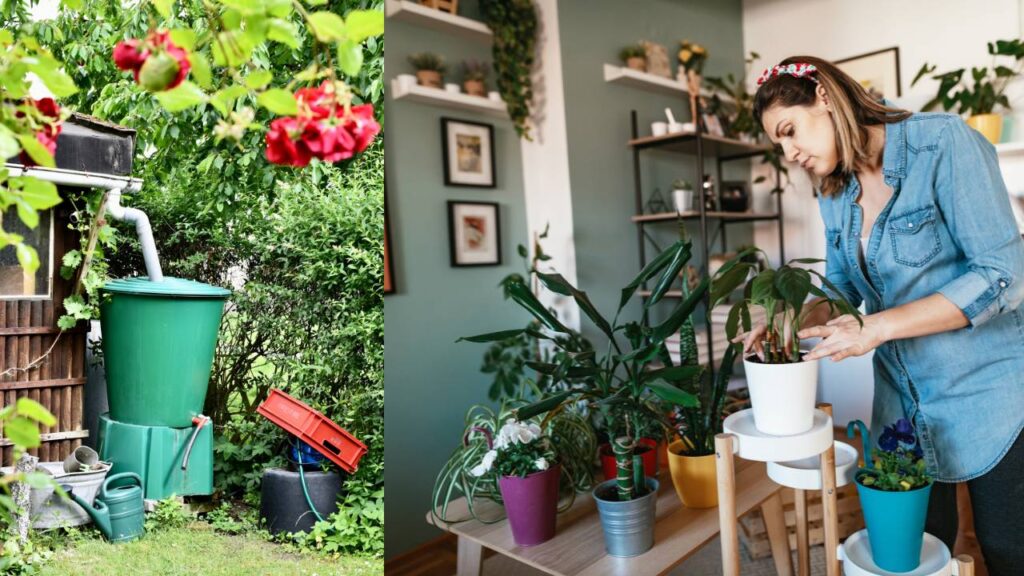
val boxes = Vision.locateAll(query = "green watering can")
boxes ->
[63,472,145,543]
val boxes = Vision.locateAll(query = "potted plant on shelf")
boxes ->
[911,38,1024,144]
[717,252,862,435]
[847,418,933,573]
[677,40,708,123]
[462,238,743,556]
[461,60,489,97]
[597,404,663,482]
[671,178,694,213]
[619,44,648,72]
[704,51,761,143]
[430,401,596,536]
[407,52,446,89]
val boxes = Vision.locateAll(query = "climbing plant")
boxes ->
[479,0,536,139]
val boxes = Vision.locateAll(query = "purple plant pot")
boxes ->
[498,464,561,547]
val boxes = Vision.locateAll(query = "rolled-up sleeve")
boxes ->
[934,117,1024,328]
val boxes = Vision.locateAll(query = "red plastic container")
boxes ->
[257,389,368,474]
[600,438,659,481]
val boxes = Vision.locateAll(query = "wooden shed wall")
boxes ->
[0,202,86,466]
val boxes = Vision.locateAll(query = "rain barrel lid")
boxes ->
[102,277,231,298]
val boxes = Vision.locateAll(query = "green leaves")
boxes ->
[16,397,56,427]
[155,81,208,112]
[244,70,274,90]
[27,55,78,98]
[188,52,213,89]
[1,398,57,449]
[648,380,699,408]
[257,88,298,115]
[535,272,612,339]
[345,10,384,43]
[457,328,527,343]
[337,40,363,77]
[16,135,55,167]
[308,11,346,42]
[152,0,174,19]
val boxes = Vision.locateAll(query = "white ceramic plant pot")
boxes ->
[743,354,819,435]
[672,189,694,212]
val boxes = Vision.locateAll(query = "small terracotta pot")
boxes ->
[463,79,486,97]
[626,56,647,72]
[416,70,442,88]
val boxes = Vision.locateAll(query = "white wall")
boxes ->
[742,0,1024,426]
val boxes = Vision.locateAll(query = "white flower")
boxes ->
[535,457,549,471]
[470,449,498,477]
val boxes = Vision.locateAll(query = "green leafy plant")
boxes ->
[461,59,489,82]
[671,178,692,191]
[480,0,537,139]
[145,497,194,533]
[677,40,708,75]
[619,44,646,62]
[911,39,1024,116]
[852,419,932,491]
[716,252,863,364]
[431,401,595,524]
[406,52,446,73]
[463,238,744,502]
[0,536,51,575]
[704,51,761,140]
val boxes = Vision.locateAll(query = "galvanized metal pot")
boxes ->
[592,477,659,557]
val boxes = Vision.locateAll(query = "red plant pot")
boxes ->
[600,438,659,481]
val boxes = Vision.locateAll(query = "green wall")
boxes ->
[384,0,753,559]
[383,2,531,559]
[558,0,752,339]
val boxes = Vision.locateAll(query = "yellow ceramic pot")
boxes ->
[966,114,1002,144]
[667,440,718,508]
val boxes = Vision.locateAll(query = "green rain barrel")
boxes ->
[100,277,230,427]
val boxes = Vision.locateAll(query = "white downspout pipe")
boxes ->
[105,189,163,282]
[3,163,162,281]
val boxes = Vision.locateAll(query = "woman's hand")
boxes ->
[729,313,794,361]
[797,313,891,362]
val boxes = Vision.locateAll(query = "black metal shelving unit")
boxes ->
[628,108,786,378]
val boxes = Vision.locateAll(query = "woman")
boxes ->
[736,56,1023,573]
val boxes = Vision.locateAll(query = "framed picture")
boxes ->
[702,112,725,137]
[834,47,902,100]
[384,185,395,294]
[442,118,496,188]
[448,201,501,267]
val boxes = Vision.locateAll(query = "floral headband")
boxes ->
[756,63,819,87]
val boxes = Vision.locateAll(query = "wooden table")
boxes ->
[426,459,794,576]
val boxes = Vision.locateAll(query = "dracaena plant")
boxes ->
[911,39,1024,116]
[461,238,743,502]
[713,251,863,364]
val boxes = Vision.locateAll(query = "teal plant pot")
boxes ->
[855,476,932,572]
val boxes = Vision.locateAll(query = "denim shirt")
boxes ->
[817,111,1024,482]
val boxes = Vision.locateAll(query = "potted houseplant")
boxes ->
[469,418,561,546]
[704,51,761,143]
[911,38,1024,144]
[717,253,862,435]
[463,238,743,556]
[597,404,662,482]
[430,400,596,533]
[407,52,446,89]
[671,179,694,213]
[847,418,933,572]
[461,60,489,97]
[619,44,647,72]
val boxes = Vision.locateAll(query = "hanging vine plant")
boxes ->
[480,0,538,140]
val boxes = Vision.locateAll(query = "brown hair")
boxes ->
[752,55,912,197]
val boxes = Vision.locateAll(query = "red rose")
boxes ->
[344,104,380,154]
[18,98,62,166]
[113,39,148,73]
[295,85,332,119]
[265,117,314,167]
[303,120,358,163]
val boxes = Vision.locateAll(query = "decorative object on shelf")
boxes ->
[408,52,447,88]
[720,181,751,212]
[705,51,762,142]
[835,46,902,101]
[430,403,597,528]
[481,0,537,140]
[642,40,672,78]
[487,91,501,102]
[448,201,501,266]
[677,40,708,123]
[396,73,417,91]
[461,59,490,97]
[644,187,670,214]
[418,0,458,15]
[701,104,725,137]
[671,179,694,213]
[911,39,1024,144]
[847,419,933,573]
[664,107,686,133]
[385,186,395,295]
[651,121,668,137]
[715,250,862,435]
[444,82,460,94]
[461,237,747,556]
[619,43,647,72]
[442,117,495,188]
[701,175,718,211]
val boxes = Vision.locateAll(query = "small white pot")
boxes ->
[743,354,819,435]
[651,121,668,137]
[444,83,461,94]
[488,91,501,102]
[672,188,694,212]
[397,74,417,90]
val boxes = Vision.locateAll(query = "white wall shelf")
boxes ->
[390,79,507,117]
[996,141,1024,156]
[385,0,492,42]
[602,63,736,104]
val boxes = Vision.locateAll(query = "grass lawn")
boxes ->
[37,522,382,576]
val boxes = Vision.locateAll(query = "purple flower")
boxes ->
[878,418,919,453]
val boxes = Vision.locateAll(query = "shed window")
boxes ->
[0,207,53,298]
